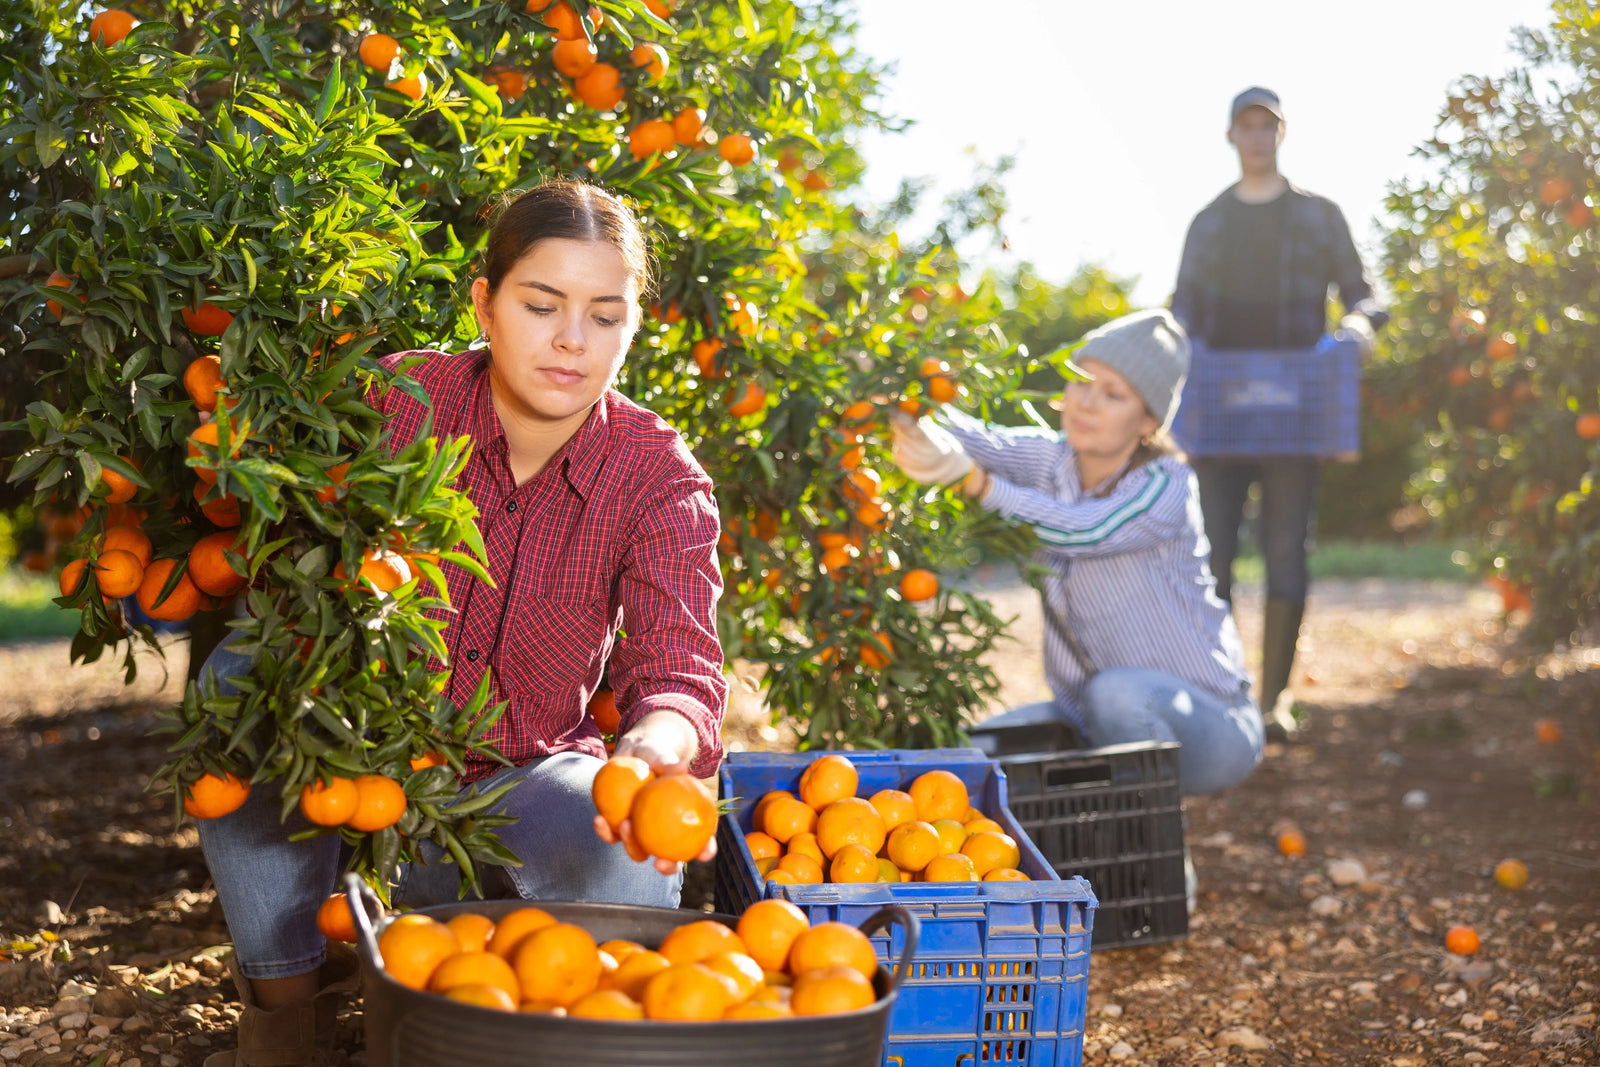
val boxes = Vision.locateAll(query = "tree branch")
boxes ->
[0,254,37,280]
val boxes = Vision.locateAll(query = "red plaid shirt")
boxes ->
[371,350,727,780]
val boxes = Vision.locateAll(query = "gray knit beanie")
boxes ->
[1073,308,1190,430]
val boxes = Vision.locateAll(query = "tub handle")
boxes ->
[343,872,387,967]
[855,904,920,994]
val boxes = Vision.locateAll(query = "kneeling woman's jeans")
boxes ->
[986,668,1263,796]
[194,639,681,982]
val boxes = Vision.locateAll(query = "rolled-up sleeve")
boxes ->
[607,470,728,778]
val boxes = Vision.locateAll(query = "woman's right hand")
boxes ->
[890,410,975,485]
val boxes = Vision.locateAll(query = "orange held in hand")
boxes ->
[629,774,717,863]
[592,755,653,832]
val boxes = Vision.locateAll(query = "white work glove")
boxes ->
[1339,313,1375,359]
[890,410,974,486]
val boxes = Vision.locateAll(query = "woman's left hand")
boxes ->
[592,711,718,876]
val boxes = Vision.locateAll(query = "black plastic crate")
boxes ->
[994,741,1187,951]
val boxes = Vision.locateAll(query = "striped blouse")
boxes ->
[941,411,1250,726]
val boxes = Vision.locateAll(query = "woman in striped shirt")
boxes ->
[891,309,1263,796]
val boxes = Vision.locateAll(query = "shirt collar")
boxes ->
[470,352,612,500]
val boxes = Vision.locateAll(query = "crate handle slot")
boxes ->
[855,904,921,994]
[343,872,387,968]
[1043,761,1113,790]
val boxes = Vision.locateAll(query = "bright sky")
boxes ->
[851,0,1556,307]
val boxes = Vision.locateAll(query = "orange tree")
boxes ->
[1,0,1031,891]
[1370,0,1599,642]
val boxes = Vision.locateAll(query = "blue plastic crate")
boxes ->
[714,749,1096,1067]
[1171,334,1361,458]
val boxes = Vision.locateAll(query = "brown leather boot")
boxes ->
[203,943,361,1067]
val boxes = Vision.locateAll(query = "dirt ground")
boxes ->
[1,574,1597,1066]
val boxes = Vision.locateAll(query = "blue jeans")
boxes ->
[1193,458,1321,602]
[984,667,1263,796]
[195,640,680,981]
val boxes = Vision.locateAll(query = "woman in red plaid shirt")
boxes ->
[194,182,726,1062]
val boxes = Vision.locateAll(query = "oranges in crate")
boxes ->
[371,898,887,1019]
[747,755,1030,883]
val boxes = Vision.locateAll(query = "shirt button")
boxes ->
[466,650,480,662]
[506,501,517,513]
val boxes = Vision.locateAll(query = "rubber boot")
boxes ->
[1260,597,1305,742]
[203,943,360,1067]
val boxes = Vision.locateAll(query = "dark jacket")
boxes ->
[1171,180,1388,347]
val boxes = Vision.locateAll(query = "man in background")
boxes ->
[1171,87,1387,740]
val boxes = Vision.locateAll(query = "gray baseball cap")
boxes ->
[1230,86,1283,123]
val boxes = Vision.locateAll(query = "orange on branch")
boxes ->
[628,118,676,160]
[672,106,705,145]
[92,549,144,599]
[726,381,766,417]
[188,531,247,597]
[899,569,938,602]
[387,75,425,100]
[181,301,233,337]
[183,772,251,819]
[358,33,400,73]
[137,559,202,621]
[347,775,407,832]
[88,8,137,46]
[183,355,226,412]
[588,688,620,734]
[300,776,359,827]
[552,38,598,78]
[193,482,242,528]
[100,464,137,504]
[719,134,756,166]
[43,270,72,317]
[574,63,623,109]
[630,43,668,81]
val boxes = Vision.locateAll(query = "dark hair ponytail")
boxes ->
[480,180,652,299]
